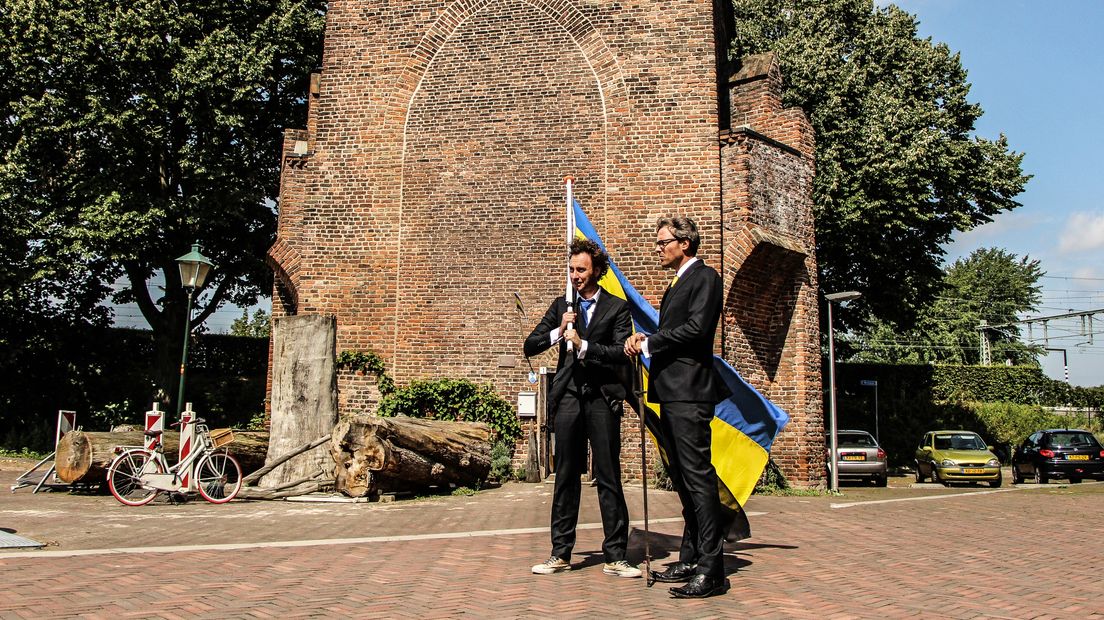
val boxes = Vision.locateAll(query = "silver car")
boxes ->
[829,429,888,486]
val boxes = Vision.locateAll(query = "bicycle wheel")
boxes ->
[196,451,242,503]
[107,449,161,506]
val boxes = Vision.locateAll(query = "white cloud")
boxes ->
[1072,265,1103,280]
[1058,212,1104,253]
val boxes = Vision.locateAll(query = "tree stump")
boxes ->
[54,429,269,484]
[330,416,493,497]
[265,314,339,489]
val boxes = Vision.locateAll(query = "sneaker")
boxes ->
[532,556,571,575]
[603,560,643,578]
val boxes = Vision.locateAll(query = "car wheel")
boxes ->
[931,466,941,485]
[875,474,888,488]
[1034,467,1048,485]
[914,464,924,483]
[1069,476,1082,484]
[989,474,1002,488]
[1011,465,1023,485]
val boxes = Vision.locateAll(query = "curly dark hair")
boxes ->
[569,237,610,280]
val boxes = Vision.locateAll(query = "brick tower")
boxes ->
[270,0,825,486]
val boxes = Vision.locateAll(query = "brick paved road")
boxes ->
[2,467,1103,619]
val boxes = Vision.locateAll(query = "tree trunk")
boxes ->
[264,314,339,488]
[54,429,269,484]
[330,416,493,497]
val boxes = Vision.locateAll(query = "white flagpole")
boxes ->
[564,176,575,352]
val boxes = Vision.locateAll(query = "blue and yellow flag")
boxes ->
[572,201,791,539]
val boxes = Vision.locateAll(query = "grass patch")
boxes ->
[0,447,49,460]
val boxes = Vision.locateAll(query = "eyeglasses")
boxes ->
[655,238,679,249]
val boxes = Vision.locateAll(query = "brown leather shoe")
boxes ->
[669,574,730,599]
[649,562,697,583]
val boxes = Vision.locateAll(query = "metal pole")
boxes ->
[632,356,653,587]
[176,287,195,416]
[828,301,839,493]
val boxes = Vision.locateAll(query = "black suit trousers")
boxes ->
[550,390,629,563]
[658,400,724,580]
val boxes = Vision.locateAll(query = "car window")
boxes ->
[839,433,875,447]
[934,433,986,450]
[1045,432,1099,448]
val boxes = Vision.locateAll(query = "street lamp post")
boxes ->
[825,290,862,492]
[175,243,214,416]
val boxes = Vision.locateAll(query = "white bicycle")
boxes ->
[106,418,242,506]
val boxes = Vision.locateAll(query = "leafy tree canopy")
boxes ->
[230,308,271,339]
[729,0,1030,330]
[852,247,1043,364]
[0,0,324,404]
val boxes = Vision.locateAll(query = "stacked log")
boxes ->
[330,416,493,497]
[54,430,269,484]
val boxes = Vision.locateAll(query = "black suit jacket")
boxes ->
[524,293,632,411]
[647,260,730,404]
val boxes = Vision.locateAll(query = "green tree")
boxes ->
[0,0,324,408]
[230,309,271,339]
[855,248,1043,364]
[729,0,1030,331]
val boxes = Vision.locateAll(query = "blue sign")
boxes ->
[860,379,878,387]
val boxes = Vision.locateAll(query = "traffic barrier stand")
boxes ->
[11,410,76,493]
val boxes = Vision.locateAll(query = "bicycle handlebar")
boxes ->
[169,417,207,428]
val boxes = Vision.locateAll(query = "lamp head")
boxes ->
[176,243,215,290]
[825,290,862,303]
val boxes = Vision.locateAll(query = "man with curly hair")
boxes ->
[524,237,640,579]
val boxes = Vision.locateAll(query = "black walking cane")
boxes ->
[633,355,655,587]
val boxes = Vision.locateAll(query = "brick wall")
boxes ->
[271,2,823,487]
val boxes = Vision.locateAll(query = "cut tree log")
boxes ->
[330,416,493,497]
[54,429,269,484]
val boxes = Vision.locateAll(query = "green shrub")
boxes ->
[490,440,513,481]
[335,350,395,395]
[753,458,788,494]
[377,378,521,442]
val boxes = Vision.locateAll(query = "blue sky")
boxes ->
[890,0,1104,386]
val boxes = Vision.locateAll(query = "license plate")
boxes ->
[1067,454,1089,461]
[962,468,985,474]
[842,455,865,461]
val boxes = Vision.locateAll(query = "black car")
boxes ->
[1011,429,1104,484]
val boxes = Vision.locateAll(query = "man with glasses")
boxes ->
[524,238,641,579]
[624,216,731,599]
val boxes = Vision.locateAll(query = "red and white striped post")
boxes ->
[144,404,164,451]
[178,403,197,491]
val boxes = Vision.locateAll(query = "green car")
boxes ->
[914,430,1002,487]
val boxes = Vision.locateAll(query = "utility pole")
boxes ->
[978,319,991,366]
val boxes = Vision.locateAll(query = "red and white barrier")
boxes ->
[178,404,197,491]
[144,404,164,451]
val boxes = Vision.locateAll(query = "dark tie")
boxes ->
[578,297,595,329]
